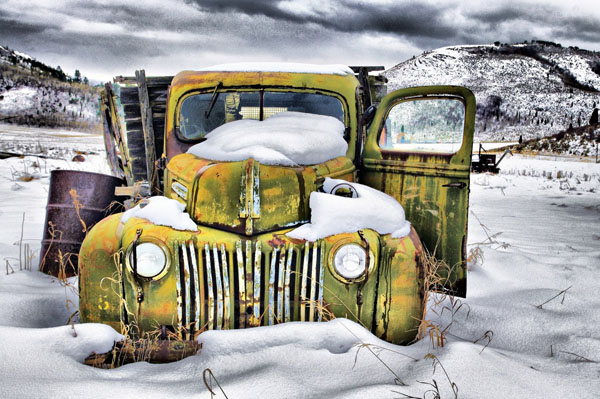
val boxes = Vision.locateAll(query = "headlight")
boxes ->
[333,244,368,280]
[128,242,168,279]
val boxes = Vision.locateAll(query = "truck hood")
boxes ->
[165,153,355,236]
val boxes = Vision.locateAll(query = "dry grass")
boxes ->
[466,247,485,271]
[55,247,79,337]
[394,353,459,399]
[203,368,230,399]
[536,285,573,309]
[86,249,201,368]
[415,247,470,350]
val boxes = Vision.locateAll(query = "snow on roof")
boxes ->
[187,111,348,166]
[120,196,197,231]
[198,62,354,76]
[287,177,411,241]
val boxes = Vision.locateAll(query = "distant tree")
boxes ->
[74,69,81,83]
[518,135,523,144]
[54,65,67,81]
[83,76,89,85]
[591,108,599,124]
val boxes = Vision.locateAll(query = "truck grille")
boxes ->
[174,239,324,339]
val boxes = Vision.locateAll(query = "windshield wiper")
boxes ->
[205,81,223,119]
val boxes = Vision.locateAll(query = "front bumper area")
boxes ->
[79,214,424,346]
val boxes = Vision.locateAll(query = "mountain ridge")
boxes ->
[0,44,100,131]
[385,41,600,144]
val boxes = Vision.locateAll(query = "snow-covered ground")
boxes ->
[0,126,599,398]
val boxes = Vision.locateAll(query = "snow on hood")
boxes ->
[198,62,354,76]
[187,111,348,166]
[287,178,411,241]
[120,196,197,231]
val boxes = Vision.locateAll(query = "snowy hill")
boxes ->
[385,41,600,143]
[0,45,100,132]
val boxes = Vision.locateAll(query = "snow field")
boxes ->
[0,126,598,398]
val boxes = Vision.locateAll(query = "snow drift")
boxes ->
[120,196,197,231]
[287,177,411,241]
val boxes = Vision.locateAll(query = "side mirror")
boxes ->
[361,105,377,128]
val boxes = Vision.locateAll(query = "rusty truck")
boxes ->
[41,64,475,362]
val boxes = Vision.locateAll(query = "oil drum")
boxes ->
[39,170,124,277]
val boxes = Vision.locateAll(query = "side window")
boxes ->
[379,98,465,154]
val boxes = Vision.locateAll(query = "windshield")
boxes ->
[178,90,345,141]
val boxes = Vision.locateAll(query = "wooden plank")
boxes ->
[104,83,134,186]
[123,104,142,118]
[99,90,123,178]
[119,88,140,105]
[121,88,167,105]
[136,69,157,186]
[114,75,173,86]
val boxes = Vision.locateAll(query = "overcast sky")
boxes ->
[1,0,599,81]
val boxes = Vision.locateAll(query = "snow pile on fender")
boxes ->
[120,196,197,231]
[187,112,348,166]
[287,177,411,241]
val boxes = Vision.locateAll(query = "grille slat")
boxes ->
[318,243,325,322]
[276,247,286,322]
[284,246,293,323]
[253,241,262,324]
[235,241,246,328]
[177,239,323,336]
[204,244,215,330]
[220,244,231,329]
[181,243,192,335]
[244,240,253,325]
[189,242,201,335]
[212,244,224,330]
[300,242,310,322]
[174,243,184,335]
[309,243,318,322]
[268,248,278,326]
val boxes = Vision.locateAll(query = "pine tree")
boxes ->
[591,108,599,125]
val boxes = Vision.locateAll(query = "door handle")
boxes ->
[442,182,467,189]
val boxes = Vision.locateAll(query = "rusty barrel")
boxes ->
[39,170,124,277]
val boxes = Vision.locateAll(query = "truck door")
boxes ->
[359,86,475,297]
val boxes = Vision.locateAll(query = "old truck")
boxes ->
[50,64,474,361]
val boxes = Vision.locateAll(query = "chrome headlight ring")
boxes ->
[328,239,374,283]
[125,241,170,280]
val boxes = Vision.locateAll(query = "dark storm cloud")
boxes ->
[1,0,599,80]
[466,4,600,42]
[0,13,47,38]
[466,7,534,24]
[182,0,600,53]
[550,15,600,43]
[187,0,458,39]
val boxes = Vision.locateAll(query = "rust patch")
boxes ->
[267,236,288,248]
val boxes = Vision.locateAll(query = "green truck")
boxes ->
[63,64,474,362]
